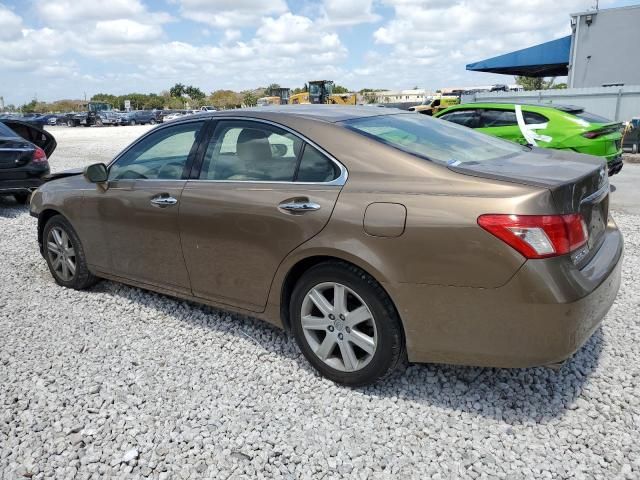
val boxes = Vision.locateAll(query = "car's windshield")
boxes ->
[341,113,525,165]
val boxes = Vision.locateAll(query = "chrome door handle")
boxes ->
[278,201,321,213]
[150,196,178,207]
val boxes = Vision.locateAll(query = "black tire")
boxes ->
[150,119,156,125]
[42,215,99,290]
[96,119,103,127]
[13,192,29,204]
[67,120,75,127]
[633,142,639,155]
[290,261,405,386]
[130,120,136,126]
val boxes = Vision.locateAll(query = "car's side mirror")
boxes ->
[84,163,108,183]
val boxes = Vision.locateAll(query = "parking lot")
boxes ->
[1,125,639,479]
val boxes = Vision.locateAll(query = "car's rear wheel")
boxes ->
[150,119,156,125]
[43,215,98,290]
[290,261,405,386]
[130,120,136,126]
[13,192,29,204]
[633,142,638,154]
[67,120,74,127]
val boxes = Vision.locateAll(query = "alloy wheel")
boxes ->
[301,282,378,372]
[47,227,76,282]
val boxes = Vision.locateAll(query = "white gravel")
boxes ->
[1,125,639,479]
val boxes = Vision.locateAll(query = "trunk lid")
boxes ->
[1,120,57,158]
[450,148,609,262]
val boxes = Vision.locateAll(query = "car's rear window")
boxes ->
[341,114,524,165]
[0,121,17,138]
[573,111,612,124]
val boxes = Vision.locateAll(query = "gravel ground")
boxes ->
[1,126,639,479]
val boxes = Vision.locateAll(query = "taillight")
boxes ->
[477,214,588,259]
[32,146,48,163]
[582,131,604,139]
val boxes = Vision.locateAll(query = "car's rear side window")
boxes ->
[296,144,340,182]
[523,112,548,124]
[479,109,517,127]
[342,114,524,165]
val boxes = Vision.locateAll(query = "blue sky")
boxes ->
[0,0,637,105]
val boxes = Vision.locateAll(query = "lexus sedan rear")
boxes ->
[30,106,622,386]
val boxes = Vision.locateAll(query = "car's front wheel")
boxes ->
[290,261,405,386]
[130,120,136,126]
[43,215,98,290]
[633,142,638,155]
[150,119,156,125]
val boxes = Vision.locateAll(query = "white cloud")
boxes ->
[0,4,22,40]
[177,0,288,28]
[321,0,380,26]
[92,19,164,43]
[35,0,146,24]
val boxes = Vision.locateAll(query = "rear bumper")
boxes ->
[607,154,623,176]
[0,169,49,194]
[387,217,623,368]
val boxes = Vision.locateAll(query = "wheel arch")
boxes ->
[277,253,401,335]
[37,208,64,255]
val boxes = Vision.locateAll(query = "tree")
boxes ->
[515,76,558,91]
[169,83,186,98]
[209,90,242,109]
[266,83,281,96]
[333,85,349,94]
[185,86,205,101]
[242,91,258,107]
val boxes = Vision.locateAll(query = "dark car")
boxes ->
[30,106,621,385]
[0,120,56,204]
[120,110,159,126]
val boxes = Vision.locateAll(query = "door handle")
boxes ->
[278,200,321,214]
[150,195,178,207]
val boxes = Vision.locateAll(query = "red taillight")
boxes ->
[477,214,588,259]
[582,131,603,139]
[32,146,48,164]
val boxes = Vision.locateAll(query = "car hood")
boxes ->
[1,120,57,157]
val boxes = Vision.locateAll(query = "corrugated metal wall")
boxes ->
[461,86,640,121]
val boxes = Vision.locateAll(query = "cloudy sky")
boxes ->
[0,0,635,104]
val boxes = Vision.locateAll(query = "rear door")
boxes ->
[179,119,345,312]
[478,109,527,145]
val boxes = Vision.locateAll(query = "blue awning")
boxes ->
[466,36,571,77]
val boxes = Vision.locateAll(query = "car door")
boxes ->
[82,120,206,294]
[477,109,527,145]
[179,119,346,312]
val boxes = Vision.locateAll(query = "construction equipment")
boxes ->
[65,102,113,127]
[289,81,357,105]
[257,88,291,106]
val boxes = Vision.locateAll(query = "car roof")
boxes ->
[184,105,410,124]
[457,102,585,113]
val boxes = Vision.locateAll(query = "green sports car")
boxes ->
[435,102,624,175]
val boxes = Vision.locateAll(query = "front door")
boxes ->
[85,120,206,293]
[179,119,345,312]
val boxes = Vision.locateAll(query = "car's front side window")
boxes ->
[199,121,303,181]
[439,110,479,128]
[109,121,204,180]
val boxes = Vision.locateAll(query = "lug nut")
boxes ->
[329,314,335,320]
[339,314,345,320]
[345,327,350,333]
[328,325,334,332]
[338,333,344,340]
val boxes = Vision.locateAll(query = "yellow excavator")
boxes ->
[289,80,357,105]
